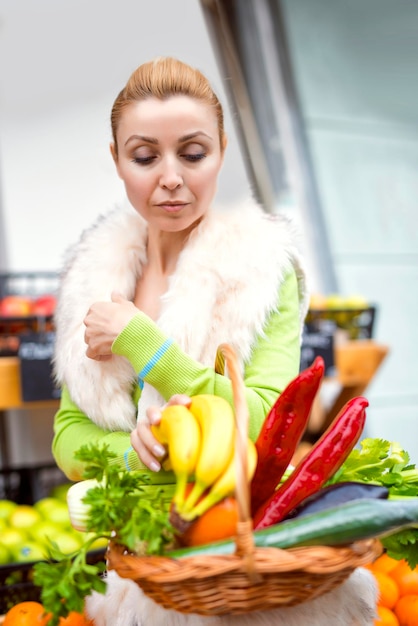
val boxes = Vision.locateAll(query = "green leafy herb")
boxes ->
[328,437,418,567]
[33,443,175,625]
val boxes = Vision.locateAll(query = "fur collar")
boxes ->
[53,199,309,431]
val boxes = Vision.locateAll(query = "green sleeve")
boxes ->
[112,269,302,441]
[52,386,174,483]
[53,270,301,480]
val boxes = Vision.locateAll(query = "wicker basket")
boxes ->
[107,344,382,615]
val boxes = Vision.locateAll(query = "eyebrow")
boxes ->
[124,131,213,147]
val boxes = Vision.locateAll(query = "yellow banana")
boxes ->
[183,437,258,520]
[181,394,235,513]
[151,404,201,509]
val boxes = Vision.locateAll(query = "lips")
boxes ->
[157,201,188,213]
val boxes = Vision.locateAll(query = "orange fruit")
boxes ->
[59,611,94,626]
[391,560,418,597]
[374,606,400,626]
[58,612,94,625]
[3,601,50,625]
[374,571,400,609]
[176,496,238,547]
[373,553,401,576]
[3,602,93,626]
[394,594,418,626]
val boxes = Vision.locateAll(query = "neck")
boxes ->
[146,227,190,274]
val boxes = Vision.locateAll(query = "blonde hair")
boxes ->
[111,57,225,155]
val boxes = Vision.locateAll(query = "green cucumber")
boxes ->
[167,497,418,558]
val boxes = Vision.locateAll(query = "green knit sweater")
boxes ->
[52,270,301,481]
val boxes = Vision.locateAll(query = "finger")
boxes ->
[167,394,192,407]
[111,291,126,304]
[146,405,163,425]
[85,345,97,359]
[145,396,191,425]
[131,426,165,472]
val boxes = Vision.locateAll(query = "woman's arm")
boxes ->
[113,269,302,441]
[52,387,175,481]
[53,270,302,479]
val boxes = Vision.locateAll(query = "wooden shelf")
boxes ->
[305,339,389,441]
[0,356,59,411]
[0,356,59,467]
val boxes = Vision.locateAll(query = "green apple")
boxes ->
[0,499,18,522]
[0,541,12,565]
[82,531,109,551]
[1,527,29,553]
[35,498,70,527]
[29,519,64,547]
[49,482,73,502]
[49,529,84,555]
[344,294,369,309]
[12,540,47,563]
[9,504,42,530]
[325,293,346,309]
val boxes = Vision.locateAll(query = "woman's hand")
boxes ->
[131,394,191,471]
[83,292,138,360]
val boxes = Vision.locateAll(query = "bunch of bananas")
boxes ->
[152,394,257,521]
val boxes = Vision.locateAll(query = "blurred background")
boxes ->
[0,0,417,468]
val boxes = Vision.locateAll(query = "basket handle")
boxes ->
[216,344,260,579]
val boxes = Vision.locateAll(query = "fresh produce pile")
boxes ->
[2,601,93,625]
[29,357,418,625]
[0,486,105,567]
[366,553,418,625]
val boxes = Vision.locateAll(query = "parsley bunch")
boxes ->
[33,443,175,625]
[329,437,418,567]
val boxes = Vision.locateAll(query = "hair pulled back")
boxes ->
[111,57,225,155]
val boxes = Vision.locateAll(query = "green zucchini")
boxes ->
[167,497,418,558]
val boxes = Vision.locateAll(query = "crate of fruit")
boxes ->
[306,293,377,341]
[0,272,58,357]
[0,462,105,615]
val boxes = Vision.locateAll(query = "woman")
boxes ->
[52,57,377,625]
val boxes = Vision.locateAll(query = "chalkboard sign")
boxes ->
[300,320,336,375]
[18,332,61,402]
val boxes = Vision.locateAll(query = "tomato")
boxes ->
[178,496,239,546]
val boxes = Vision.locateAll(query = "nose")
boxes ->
[159,157,183,190]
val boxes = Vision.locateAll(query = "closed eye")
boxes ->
[182,153,206,162]
[132,156,157,165]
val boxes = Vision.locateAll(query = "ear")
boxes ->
[109,143,122,177]
[220,134,228,160]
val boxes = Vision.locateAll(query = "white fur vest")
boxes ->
[53,199,309,431]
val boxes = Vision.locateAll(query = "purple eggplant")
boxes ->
[284,481,389,520]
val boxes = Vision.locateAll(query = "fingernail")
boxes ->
[150,461,161,472]
[153,444,166,457]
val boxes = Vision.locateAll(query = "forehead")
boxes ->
[117,95,218,140]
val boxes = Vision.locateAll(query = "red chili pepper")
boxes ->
[250,356,325,515]
[253,396,368,530]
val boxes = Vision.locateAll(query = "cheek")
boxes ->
[122,169,151,195]
[194,163,221,195]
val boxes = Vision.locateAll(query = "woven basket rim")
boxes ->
[108,537,382,582]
